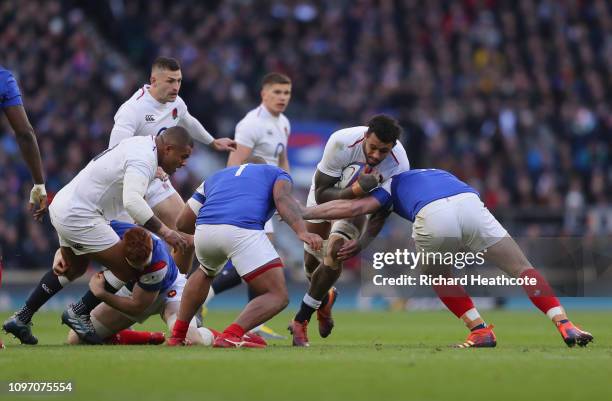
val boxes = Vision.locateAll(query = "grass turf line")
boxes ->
[0,310,610,401]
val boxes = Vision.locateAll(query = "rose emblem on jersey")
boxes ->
[172,108,178,119]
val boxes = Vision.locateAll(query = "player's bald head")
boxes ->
[159,126,193,148]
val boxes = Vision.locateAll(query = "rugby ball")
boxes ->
[335,162,366,189]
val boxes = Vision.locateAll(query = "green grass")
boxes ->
[1,310,610,401]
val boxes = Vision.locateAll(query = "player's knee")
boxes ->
[63,264,86,281]
[324,234,345,269]
[66,329,81,345]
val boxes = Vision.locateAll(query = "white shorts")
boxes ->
[194,224,281,281]
[49,207,119,255]
[264,218,274,234]
[145,178,178,209]
[412,192,508,253]
[113,274,187,323]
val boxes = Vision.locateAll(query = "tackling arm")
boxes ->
[302,195,382,221]
[273,179,322,250]
[226,143,253,166]
[90,273,158,316]
[313,170,379,204]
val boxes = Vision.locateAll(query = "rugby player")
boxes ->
[290,115,410,346]
[63,221,214,346]
[167,160,323,347]
[3,127,192,344]
[205,72,292,339]
[1,65,47,349]
[302,168,594,348]
[0,65,47,219]
[110,56,235,229]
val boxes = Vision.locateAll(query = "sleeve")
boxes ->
[122,151,156,224]
[177,109,215,145]
[316,133,350,178]
[274,169,293,184]
[137,260,168,292]
[187,181,206,214]
[109,103,139,147]
[0,72,23,109]
[371,178,393,210]
[234,118,260,149]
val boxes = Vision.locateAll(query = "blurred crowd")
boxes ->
[1,0,610,269]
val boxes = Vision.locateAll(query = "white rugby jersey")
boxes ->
[51,136,158,222]
[307,126,410,205]
[110,85,211,147]
[234,104,290,166]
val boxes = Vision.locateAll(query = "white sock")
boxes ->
[303,294,322,309]
[546,306,564,320]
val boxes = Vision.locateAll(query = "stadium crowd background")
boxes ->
[0,0,610,272]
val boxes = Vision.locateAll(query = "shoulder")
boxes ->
[174,95,188,110]
[390,141,410,168]
[328,126,368,147]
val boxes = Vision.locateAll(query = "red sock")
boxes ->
[520,269,560,314]
[432,283,475,318]
[113,329,156,345]
[171,319,190,340]
[223,323,245,338]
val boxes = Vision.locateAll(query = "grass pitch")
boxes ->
[0,310,610,401]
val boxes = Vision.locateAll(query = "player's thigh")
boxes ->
[483,236,533,277]
[91,302,136,338]
[90,243,138,282]
[51,213,120,258]
[150,184,183,229]
[304,221,331,270]
[230,228,284,284]
[412,200,462,253]
[456,193,508,253]
[59,247,89,280]
[246,263,288,300]
[194,224,232,277]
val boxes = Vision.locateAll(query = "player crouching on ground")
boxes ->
[62,222,215,346]
[167,158,323,347]
[302,169,593,348]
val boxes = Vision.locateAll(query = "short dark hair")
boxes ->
[160,126,193,147]
[152,57,181,72]
[262,72,291,87]
[366,114,402,144]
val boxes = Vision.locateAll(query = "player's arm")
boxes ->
[313,170,379,204]
[4,105,47,219]
[122,167,189,252]
[176,182,205,235]
[178,110,236,152]
[226,143,253,166]
[278,147,290,172]
[109,104,139,147]
[89,273,158,316]
[303,195,382,221]
[273,178,322,251]
[337,208,392,261]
